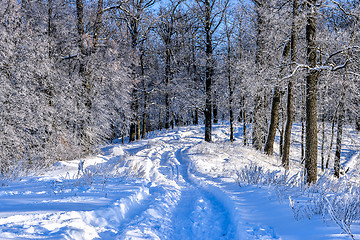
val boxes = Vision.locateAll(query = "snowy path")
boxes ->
[117,133,236,239]
[0,126,358,239]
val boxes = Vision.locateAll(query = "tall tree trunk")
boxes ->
[326,105,339,169]
[304,1,319,184]
[136,102,141,140]
[142,91,148,139]
[76,0,85,55]
[279,94,285,157]
[242,96,248,146]
[92,0,103,52]
[194,109,199,125]
[165,47,171,129]
[47,0,53,58]
[282,80,294,169]
[213,92,218,124]
[227,49,234,142]
[282,0,298,170]
[204,0,213,142]
[301,100,305,161]
[252,2,267,150]
[76,0,92,153]
[129,17,139,143]
[141,52,147,139]
[264,86,281,155]
[334,91,345,178]
[320,87,326,170]
[129,100,137,142]
[252,97,262,150]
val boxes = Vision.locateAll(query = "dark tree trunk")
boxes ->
[213,94,218,124]
[129,97,136,142]
[252,2,267,151]
[165,47,171,129]
[129,14,139,143]
[47,0,53,58]
[136,110,141,140]
[264,86,281,155]
[282,0,298,170]
[300,71,306,162]
[76,0,85,55]
[204,0,213,142]
[92,0,103,52]
[140,51,147,139]
[304,0,319,184]
[320,84,328,171]
[282,80,294,169]
[242,96,248,146]
[142,91,147,139]
[76,0,92,153]
[334,93,345,178]
[227,50,234,142]
[194,109,199,125]
[252,4,271,150]
[252,97,262,150]
[279,93,285,157]
[326,105,339,169]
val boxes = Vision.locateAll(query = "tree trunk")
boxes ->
[194,109,199,125]
[165,47,171,129]
[334,92,345,178]
[301,110,305,161]
[228,61,234,142]
[129,15,139,142]
[264,86,281,155]
[252,97,262,150]
[136,111,141,140]
[304,0,319,184]
[213,93,218,124]
[140,51,147,139]
[76,0,85,55]
[282,0,298,170]
[129,116,136,142]
[47,0,53,58]
[279,98,285,157]
[243,96,248,146]
[92,0,103,52]
[252,2,267,151]
[320,88,326,171]
[142,89,148,139]
[204,0,213,142]
[76,0,92,153]
[326,105,339,169]
[282,80,294,169]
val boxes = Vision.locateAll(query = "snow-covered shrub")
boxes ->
[235,163,300,188]
[236,164,360,239]
[51,157,146,195]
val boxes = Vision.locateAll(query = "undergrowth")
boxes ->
[235,163,360,240]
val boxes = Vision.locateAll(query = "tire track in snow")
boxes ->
[168,148,235,239]
[116,130,237,239]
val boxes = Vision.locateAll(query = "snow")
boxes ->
[0,125,359,239]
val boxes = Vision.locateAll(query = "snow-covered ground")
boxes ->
[0,125,359,239]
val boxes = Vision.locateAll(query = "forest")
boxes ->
[0,0,360,185]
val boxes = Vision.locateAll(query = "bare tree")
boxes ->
[194,0,229,142]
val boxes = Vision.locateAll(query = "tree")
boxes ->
[156,0,183,130]
[281,0,299,169]
[119,0,155,142]
[194,0,228,142]
[304,0,319,184]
